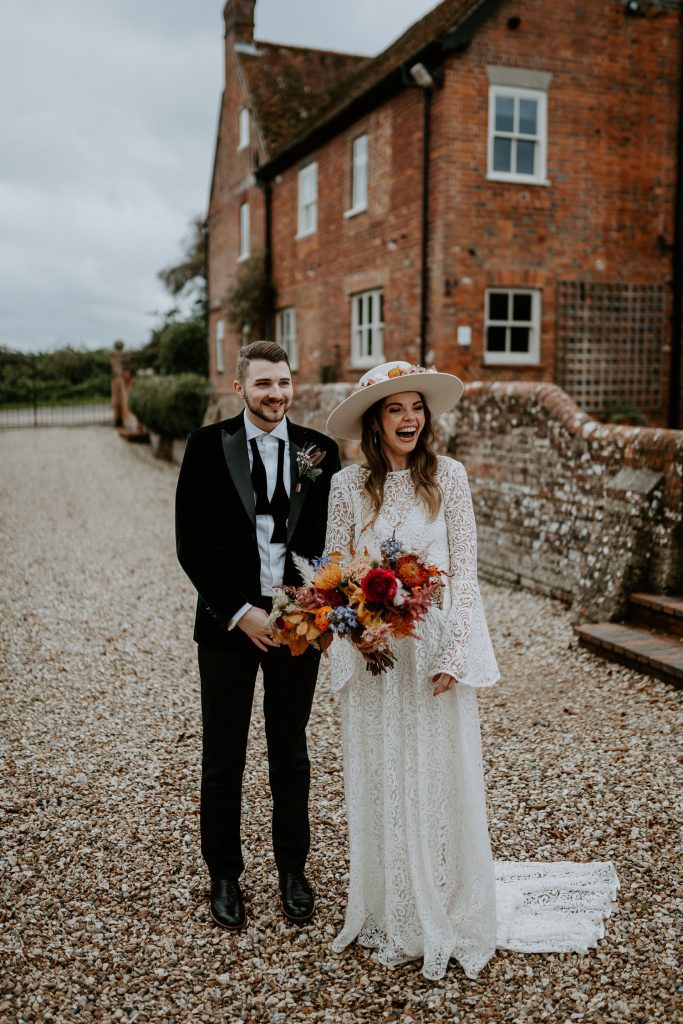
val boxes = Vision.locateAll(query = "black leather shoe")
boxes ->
[210,877,246,931]
[278,871,315,922]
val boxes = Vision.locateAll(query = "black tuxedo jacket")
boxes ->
[175,412,341,650]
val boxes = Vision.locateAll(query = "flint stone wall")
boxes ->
[205,383,683,621]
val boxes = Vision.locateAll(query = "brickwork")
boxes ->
[427,0,678,419]
[208,0,681,426]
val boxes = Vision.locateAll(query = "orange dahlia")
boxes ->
[314,561,343,591]
[314,606,333,632]
[395,554,429,588]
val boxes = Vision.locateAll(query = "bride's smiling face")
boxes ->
[375,391,425,468]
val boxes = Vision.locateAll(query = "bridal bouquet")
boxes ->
[270,537,446,675]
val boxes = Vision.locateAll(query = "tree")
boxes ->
[158,215,208,323]
[223,250,275,339]
[158,320,208,377]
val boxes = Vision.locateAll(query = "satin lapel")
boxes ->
[221,426,256,529]
[286,438,308,545]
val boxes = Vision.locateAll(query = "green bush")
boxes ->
[0,345,112,405]
[129,374,211,439]
[158,320,208,376]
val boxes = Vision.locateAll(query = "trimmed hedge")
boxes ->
[129,374,211,439]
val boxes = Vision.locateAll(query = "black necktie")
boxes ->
[249,436,290,544]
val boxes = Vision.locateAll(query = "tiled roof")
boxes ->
[244,0,495,165]
[237,42,368,157]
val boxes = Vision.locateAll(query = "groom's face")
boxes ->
[234,358,293,431]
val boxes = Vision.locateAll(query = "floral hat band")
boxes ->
[326,360,464,441]
[356,363,439,391]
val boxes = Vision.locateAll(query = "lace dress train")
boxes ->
[325,459,619,981]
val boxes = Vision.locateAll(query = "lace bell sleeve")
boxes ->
[324,469,355,558]
[431,459,500,688]
[324,469,361,693]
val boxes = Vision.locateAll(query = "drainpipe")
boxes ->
[419,87,432,367]
[403,62,439,366]
[669,8,683,429]
[262,177,274,341]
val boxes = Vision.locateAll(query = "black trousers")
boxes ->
[197,625,320,879]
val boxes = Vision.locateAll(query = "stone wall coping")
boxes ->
[462,382,683,460]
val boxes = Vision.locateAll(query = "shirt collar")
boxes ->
[243,409,289,443]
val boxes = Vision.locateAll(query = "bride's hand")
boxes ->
[432,672,456,696]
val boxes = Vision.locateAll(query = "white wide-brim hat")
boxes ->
[326,361,464,441]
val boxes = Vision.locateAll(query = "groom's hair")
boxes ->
[236,340,290,383]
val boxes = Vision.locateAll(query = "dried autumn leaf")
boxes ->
[289,634,309,656]
[319,631,334,653]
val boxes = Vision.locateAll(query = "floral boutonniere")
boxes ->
[295,443,327,492]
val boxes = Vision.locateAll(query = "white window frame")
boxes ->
[215,319,225,374]
[487,85,548,185]
[344,134,368,218]
[238,107,249,150]
[484,288,541,365]
[296,162,318,239]
[351,289,384,368]
[275,307,298,371]
[238,201,250,261]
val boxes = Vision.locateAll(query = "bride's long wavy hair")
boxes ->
[360,393,442,525]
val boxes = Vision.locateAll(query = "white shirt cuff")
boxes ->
[227,603,252,630]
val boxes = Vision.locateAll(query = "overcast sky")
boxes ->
[0,0,437,353]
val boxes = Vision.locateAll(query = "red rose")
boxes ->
[361,568,398,605]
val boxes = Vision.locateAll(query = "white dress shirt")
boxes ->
[228,410,290,630]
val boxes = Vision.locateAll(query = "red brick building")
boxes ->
[208,0,682,426]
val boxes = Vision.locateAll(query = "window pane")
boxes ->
[519,99,537,136]
[513,293,532,321]
[516,139,536,176]
[488,292,508,320]
[354,135,367,161]
[493,137,512,173]
[379,292,384,322]
[367,326,373,356]
[353,157,367,208]
[367,293,373,325]
[487,326,506,352]
[356,297,364,326]
[495,95,514,133]
[510,327,530,353]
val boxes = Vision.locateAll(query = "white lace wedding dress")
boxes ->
[324,457,619,981]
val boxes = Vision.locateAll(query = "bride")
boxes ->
[323,360,619,982]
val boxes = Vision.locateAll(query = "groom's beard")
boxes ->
[244,393,292,425]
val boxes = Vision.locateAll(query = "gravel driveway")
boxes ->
[1,427,680,1024]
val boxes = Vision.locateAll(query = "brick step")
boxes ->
[628,593,683,639]
[574,622,683,689]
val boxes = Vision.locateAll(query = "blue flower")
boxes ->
[380,536,404,565]
[327,606,359,635]
[311,554,332,570]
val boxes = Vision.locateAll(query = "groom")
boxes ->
[176,340,340,930]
